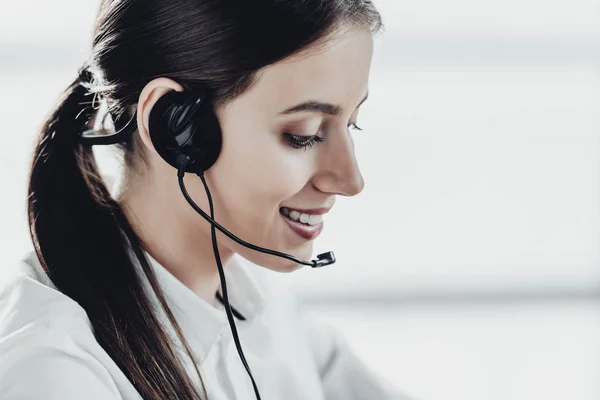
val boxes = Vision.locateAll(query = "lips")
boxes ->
[279,208,324,240]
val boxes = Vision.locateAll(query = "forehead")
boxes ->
[241,29,374,116]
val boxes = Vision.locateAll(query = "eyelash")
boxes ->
[285,123,363,150]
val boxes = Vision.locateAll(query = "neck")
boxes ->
[117,171,233,305]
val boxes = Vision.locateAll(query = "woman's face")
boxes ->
[137,28,374,273]
[209,29,373,272]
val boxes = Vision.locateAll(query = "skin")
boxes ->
[117,28,373,305]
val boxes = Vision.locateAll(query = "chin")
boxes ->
[266,259,305,273]
[237,244,312,273]
[255,253,307,273]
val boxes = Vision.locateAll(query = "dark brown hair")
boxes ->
[27,1,382,398]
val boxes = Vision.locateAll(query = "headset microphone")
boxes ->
[81,91,336,269]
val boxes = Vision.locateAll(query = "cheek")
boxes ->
[242,153,311,207]
[212,132,312,214]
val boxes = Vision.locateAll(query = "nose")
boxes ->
[312,131,365,197]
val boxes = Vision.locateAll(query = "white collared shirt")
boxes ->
[0,250,413,399]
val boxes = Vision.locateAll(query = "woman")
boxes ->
[0,1,413,399]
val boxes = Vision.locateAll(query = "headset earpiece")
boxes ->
[148,89,222,174]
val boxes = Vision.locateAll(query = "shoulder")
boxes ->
[0,250,92,339]
[0,251,122,399]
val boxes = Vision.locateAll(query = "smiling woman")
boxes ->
[0,1,415,400]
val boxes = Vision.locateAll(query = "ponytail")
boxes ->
[27,72,208,399]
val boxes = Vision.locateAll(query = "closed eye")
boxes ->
[284,133,324,150]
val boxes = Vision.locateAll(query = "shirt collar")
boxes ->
[131,249,266,364]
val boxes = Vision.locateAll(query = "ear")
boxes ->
[136,77,185,156]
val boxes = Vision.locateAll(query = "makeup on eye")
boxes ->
[284,133,324,150]
[283,121,363,150]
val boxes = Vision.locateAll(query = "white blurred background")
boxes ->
[1,1,599,399]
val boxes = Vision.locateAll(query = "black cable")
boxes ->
[176,160,262,400]
[176,165,320,268]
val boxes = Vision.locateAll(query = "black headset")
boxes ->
[80,83,336,400]
[81,87,221,173]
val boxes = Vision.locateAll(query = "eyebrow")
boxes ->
[278,91,369,116]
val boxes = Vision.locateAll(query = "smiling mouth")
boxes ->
[279,207,324,226]
[279,207,324,240]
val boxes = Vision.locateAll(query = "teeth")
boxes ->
[280,207,323,226]
[308,214,320,225]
